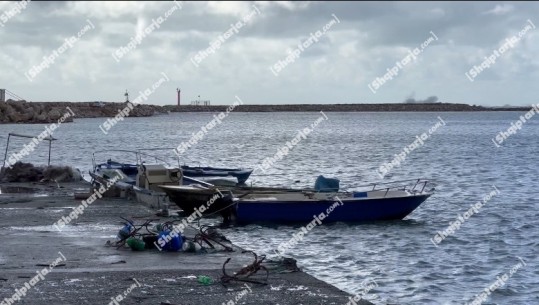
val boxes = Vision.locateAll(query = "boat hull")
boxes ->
[133,187,170,210]
[159,185,234,216]
[234,194,431,223]
[180,166,253,184]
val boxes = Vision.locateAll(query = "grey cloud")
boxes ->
[1,1,538,106]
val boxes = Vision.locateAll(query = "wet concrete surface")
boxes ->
[0,181,372,305]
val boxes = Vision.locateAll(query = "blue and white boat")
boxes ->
[93,152,252,186]
[232,179,434,223]
[90,149,251,213]
[94,159,139,181]
[91,150,182,211]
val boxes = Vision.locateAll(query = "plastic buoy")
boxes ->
[118,224,133,240]
[158,231,183,251]
[126,238,146,251]
[197,275,213,285]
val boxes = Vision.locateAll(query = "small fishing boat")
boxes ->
[90,163,181,211]
[159,177,433,223]
[91,150,182,211]
[94,160,138,179]
[158,179,312,216]
[93,155,252,185]
[91,150,245,213]
[88,168,134,195]
[232,179,433,223]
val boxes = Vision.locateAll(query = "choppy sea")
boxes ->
[1,111,537,304]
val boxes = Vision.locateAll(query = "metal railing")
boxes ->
[365,178,431,196]
[2,133,57,169]
[91,148,180,171]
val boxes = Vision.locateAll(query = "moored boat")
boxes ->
[93,154,252,185]
[94,159,138,179]
[91,150,183,211]
[232,179,433,223]
[159,177,433,223]
[158,178,313,216]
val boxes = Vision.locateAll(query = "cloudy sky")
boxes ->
[0,1,538,106]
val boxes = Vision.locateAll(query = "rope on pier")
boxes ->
[221,250,269,286]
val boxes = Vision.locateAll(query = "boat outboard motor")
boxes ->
[168,168,182,183]
[314,175,340,192]
[215,190,236,223]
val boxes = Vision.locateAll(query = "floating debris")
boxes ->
[197,275,213,286]
[36,263,66,267]
[110,260,127,265]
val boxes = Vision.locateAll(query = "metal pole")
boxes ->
[48,139,52,166]
[2,134,11,169]
[420,181,427,193]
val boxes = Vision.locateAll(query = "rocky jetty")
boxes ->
[0,161,82,182]
[0,100,74,124]
[0,100,164,124]
[0,100,528,124]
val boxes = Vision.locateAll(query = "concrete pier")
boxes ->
[0,181,373,305]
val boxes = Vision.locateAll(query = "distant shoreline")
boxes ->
[162,103,531,112]
[0,100,532,124]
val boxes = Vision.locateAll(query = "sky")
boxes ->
[0,1,538,106]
